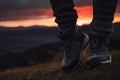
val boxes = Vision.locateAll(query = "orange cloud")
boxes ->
[0,6,120,27]
[0,8,53,21]
[75,6,93,26]
[75,6,120,26]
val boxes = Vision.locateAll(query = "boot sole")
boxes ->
[100,55,112,64]
[86,55,112,69]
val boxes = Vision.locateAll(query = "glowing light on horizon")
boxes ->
[77,21,83,26]
[0,15,119,28]
[0,18,57,27]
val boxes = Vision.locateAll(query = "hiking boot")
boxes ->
[87,34,112,67]
[59,31,89,72]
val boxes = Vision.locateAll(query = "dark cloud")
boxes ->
[0,0,119,11]
[74,0,92,6]
[0,0,51,11]
[0,0,94,11]
[74,0,120,6]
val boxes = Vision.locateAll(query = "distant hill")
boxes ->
[0,22,120,52]
[0,22,119,69]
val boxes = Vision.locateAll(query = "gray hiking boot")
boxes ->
[87,35,112,67]
[59,31,89,72]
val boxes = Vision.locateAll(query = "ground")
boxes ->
[0,49,120,80]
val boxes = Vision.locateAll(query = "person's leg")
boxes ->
[50,0,78,35]
[50,0,89,71]
[91,0,118,34]
[87,0,118,67]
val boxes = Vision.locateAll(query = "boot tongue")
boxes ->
[58,27,76,40]
[58,32,76,40]
[90,34,109,49]
[58,30,85,41]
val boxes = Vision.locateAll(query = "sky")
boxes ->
[0,0,120,27]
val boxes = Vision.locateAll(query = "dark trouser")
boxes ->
[50,0,118,35]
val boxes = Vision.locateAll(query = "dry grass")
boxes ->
[0,49,120,80]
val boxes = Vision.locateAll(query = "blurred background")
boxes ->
[0,0,120,79]
[0,0,120,27]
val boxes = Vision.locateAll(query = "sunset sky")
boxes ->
[0,0,120,27]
